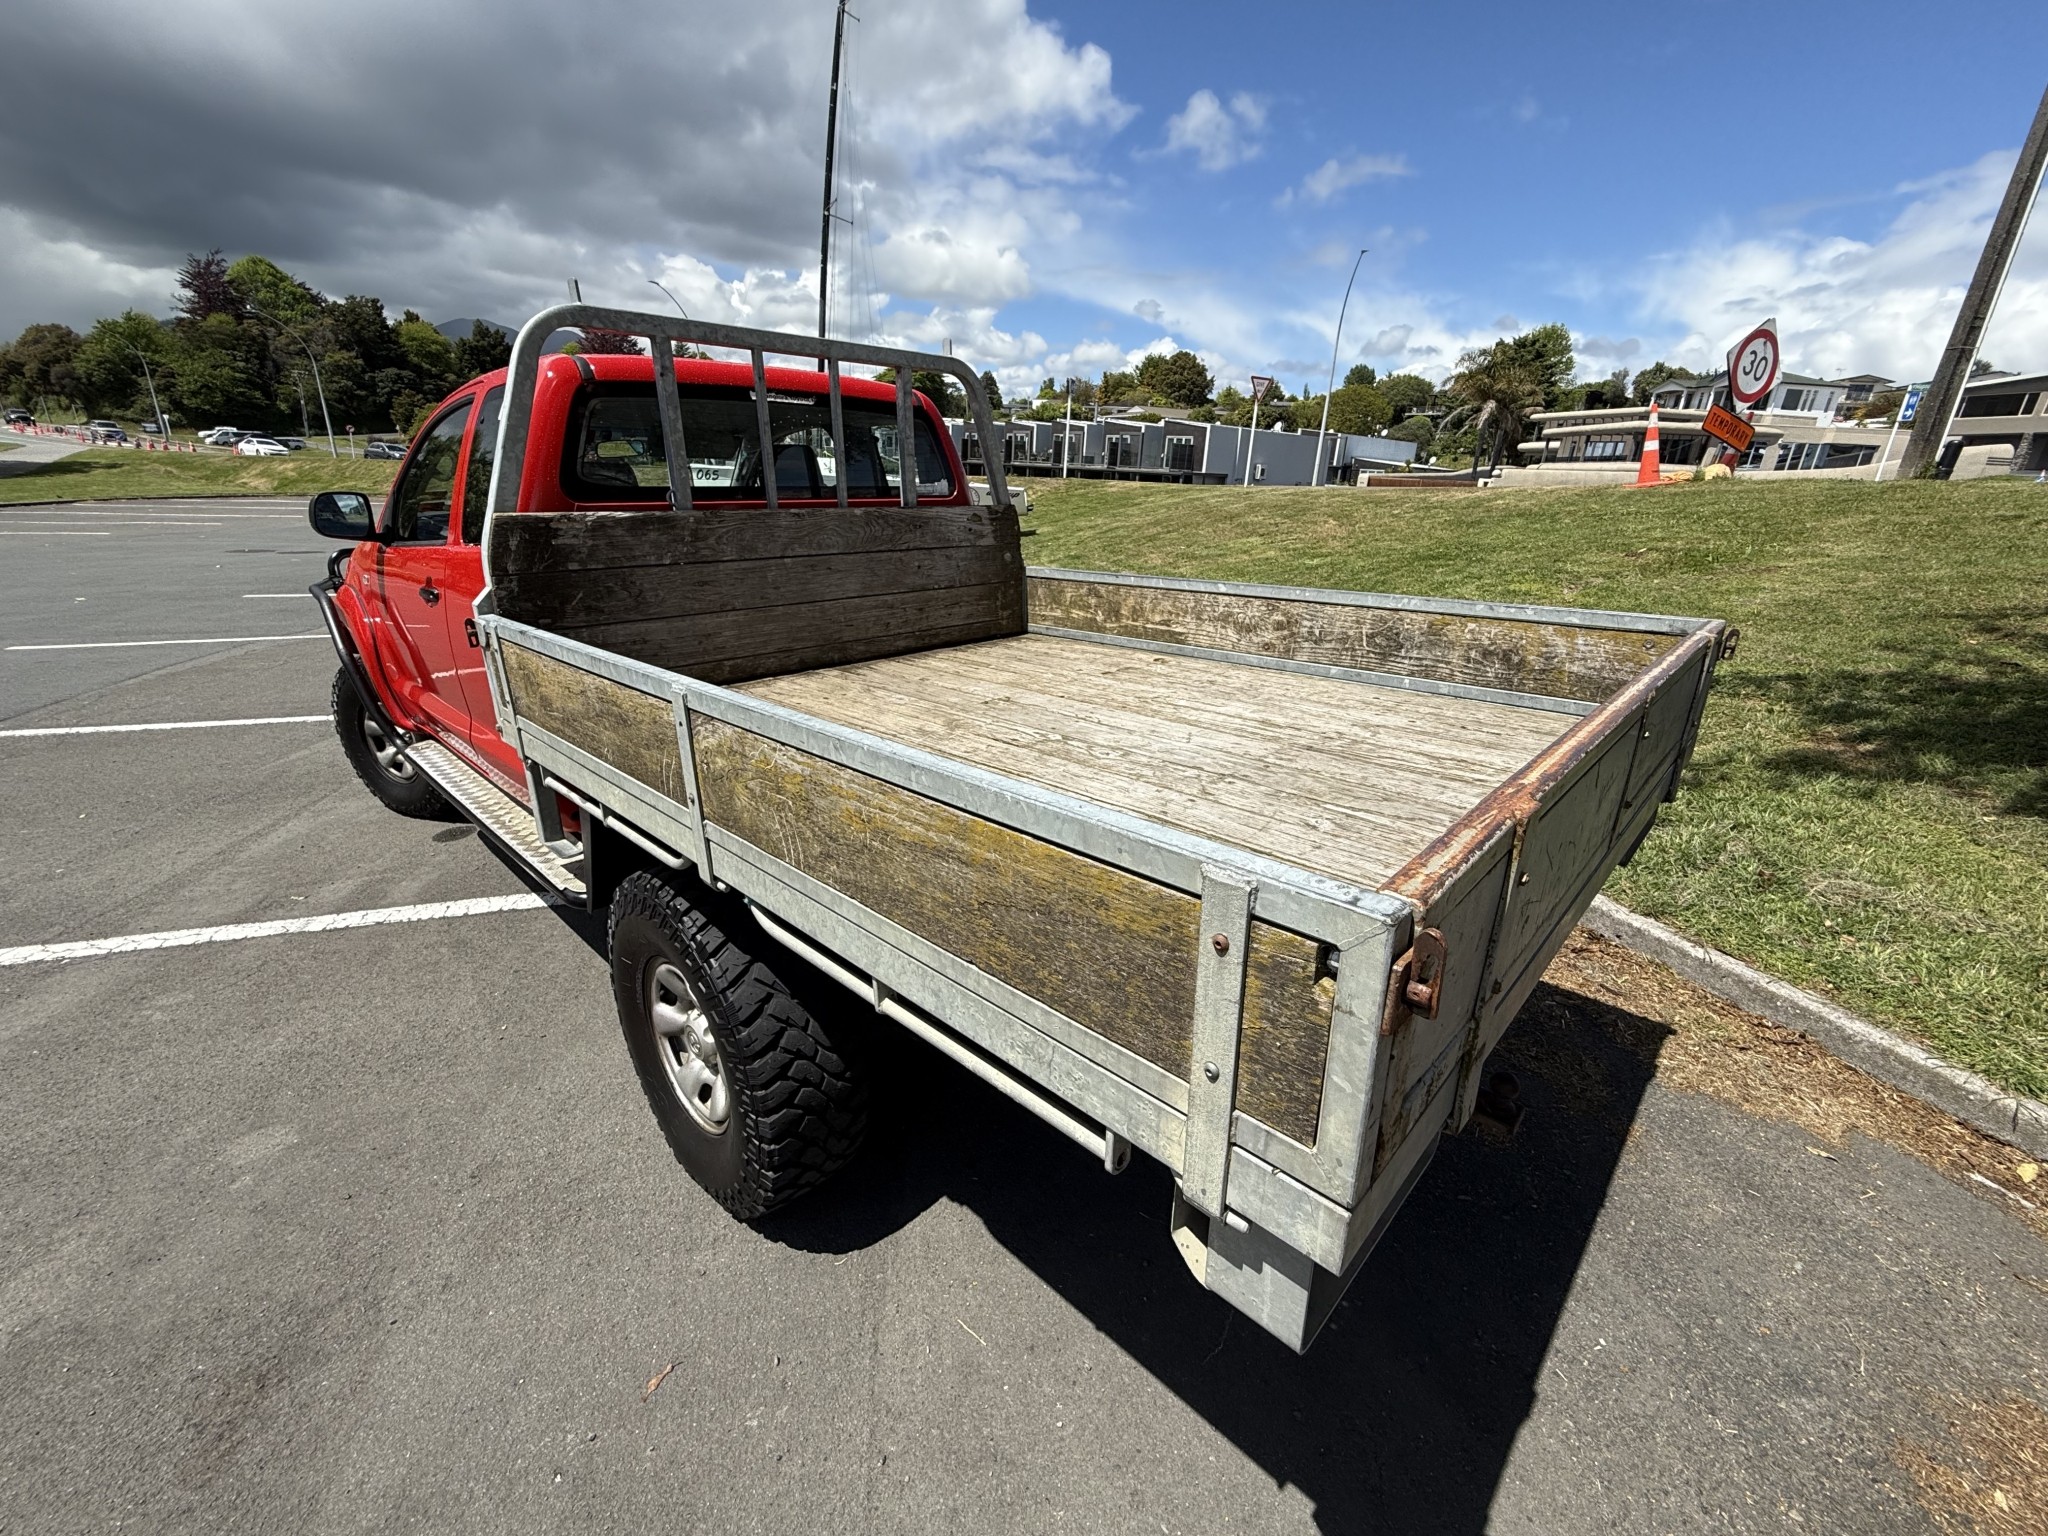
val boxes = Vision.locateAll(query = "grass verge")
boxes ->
[0,447,399,505]
[1019,474,2048,1099]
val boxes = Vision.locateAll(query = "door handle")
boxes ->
[419,582,440,605]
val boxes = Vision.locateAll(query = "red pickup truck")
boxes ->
[311,350,966,817]
[307,307,1727,1351]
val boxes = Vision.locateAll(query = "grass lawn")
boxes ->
[0,447,399,505]
[1017,474,2048,1099]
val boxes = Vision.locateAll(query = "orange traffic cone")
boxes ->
[1634,402,1662,485]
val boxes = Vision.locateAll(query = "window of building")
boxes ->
[1584,436,1632,460]
[1165,435,1194,471]
[1959,391,2041,418]
[1778,389,1811,413]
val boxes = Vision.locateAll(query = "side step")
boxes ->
[405,739,588,901]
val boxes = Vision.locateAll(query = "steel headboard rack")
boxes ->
[475,304,1014,610]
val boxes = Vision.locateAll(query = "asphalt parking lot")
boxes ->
[3,497,2044,1534]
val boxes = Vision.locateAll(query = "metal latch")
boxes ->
[1383,928,1447,1034]
[463,617,480,648]
[1719,626,1740,659]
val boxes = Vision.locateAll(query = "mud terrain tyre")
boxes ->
[331,668,449,819]
[609,871,866,1218]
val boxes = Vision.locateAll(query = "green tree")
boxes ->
[978,370,1004,413]
[1378,372,1435,422]
[72,311,172,419]
[165,312,271,424]
[175,250,239,322]
[1582,367,1632,409]
[1499,322,1575,407]
[1098,368,1156,406]
[453,319,511,378]
[395,318,459,388]
[1853,387,1906,423]
[0,323,84,413]
[1386,414,1435,449]
[1342,362,1377,389]
[227,255,323,326]
[1448,342,1545,469]
[1323,383,1390,435]
[1630,361,1690,406]
[1135,349,1213,407]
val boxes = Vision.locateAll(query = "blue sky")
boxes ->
[2,0,2042,401]
[949,0,2048,394]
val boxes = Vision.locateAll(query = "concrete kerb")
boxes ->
[1583,895,2048,1159]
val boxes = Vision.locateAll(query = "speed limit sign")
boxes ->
[1727,319,1781,406]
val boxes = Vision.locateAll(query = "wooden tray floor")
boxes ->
[740,633,1577,889]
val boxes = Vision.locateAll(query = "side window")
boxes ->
[385,400,473,543]
[459,386,504,545]
[559,383,955,504]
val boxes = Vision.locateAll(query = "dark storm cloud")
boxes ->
[0,0,1126,332]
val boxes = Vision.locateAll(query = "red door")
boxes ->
[444,384,528,792]
[371,397,478,749]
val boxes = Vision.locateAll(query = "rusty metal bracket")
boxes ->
[1381,927,1447,1035]
[1719,627,1741,659]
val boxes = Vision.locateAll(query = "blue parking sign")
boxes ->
[1900,387,1922,424]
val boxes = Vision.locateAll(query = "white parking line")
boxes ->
[243,593,310,599]
[0,894,554,967]
[0,531,111,537]
[0,715,330,738]
[6,634,326,651]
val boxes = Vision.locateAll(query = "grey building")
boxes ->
[1936,370,2048,476]
[950,415,1415,485]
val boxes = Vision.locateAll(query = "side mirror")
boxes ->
[308,490,376,541]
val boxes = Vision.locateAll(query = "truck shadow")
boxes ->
[764,979,1667,1536]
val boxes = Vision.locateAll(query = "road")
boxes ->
[2,497,2043,1534]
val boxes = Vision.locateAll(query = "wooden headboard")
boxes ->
[488,504,1025,685]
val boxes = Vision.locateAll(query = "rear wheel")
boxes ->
[331,668,449,819]
[609,871,866,1218]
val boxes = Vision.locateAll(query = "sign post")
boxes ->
[1873,384,1924,483]
[1719,317,1781,469]
[1244,375,1275,486]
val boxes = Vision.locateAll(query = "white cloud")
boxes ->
[1278,153,1411,208]
[1634,149,2048,380]
[1158,89,1268,172]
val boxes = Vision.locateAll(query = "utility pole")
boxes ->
[817,0,851,339]
[1900,81,2048,479]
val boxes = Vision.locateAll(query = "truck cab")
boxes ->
[313,351,966,814]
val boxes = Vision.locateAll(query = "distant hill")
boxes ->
[436,317,579,353]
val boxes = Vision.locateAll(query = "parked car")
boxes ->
[273,436,308,451]
[137,420,168,434]
[3,408,32,426]
[363,440,407,461]
[198,427,244,446]
[233,437,289,457]
[85,420,128,443]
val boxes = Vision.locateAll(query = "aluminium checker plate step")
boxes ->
[404,738,588,900]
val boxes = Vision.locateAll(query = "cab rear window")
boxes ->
[560,382,953,503]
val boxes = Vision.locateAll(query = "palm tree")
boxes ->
[1449,343,1544,472]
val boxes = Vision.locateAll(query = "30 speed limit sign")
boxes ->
[1727,319,1781,406]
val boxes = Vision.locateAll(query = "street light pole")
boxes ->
[248,306,337,457]
[121,342,168,440]
[1312,248,1368,488]
[647,279,690,318]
